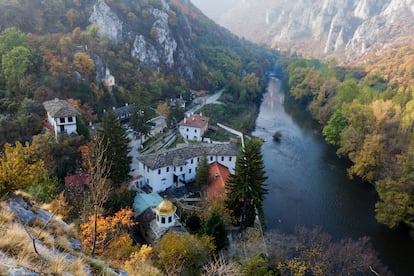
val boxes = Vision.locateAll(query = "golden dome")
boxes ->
[156,197,177,216]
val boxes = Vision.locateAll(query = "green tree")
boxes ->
[225,138,268,227]
[100,111,131,186]
[0,27,29,57]
[0,141,47,197]
[130,105,152,143]
[323,108,349,146]
[195,151,209,188]
[200,211,228,250]
[2,46,31,93]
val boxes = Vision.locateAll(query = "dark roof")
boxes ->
[43,99,79,118]
[111,104,135,119]
[138,143,238,170]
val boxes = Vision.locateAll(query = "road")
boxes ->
[186,88,224,116]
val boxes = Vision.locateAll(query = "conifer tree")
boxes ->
[99,111,131,186]
[195,151,210,188]
[225,138,268,227]
[200,211,228,250]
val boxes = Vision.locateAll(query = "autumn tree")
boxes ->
[80,207,135,255]
[225,138,268,227]
[154,232,215,275]
[99,111,131,186]
[124,245,161,276]
[73,52,95,77]
[0,141,47,197]
[80,135,112,255]
[156,101,170,118]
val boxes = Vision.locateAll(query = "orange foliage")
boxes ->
[80,207,135,255]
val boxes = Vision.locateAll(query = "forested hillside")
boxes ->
[0,0,276,147]
[285,46,414,233]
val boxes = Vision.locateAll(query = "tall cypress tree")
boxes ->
[99,111,131,186]
[225,138,268,227]
[195,151,209,188]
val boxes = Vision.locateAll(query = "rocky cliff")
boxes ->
[217,0,414,62]
[88,0,194,78]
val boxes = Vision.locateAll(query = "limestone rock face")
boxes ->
[89,0,194,78]
[218,0,414,61]
[89,0,123,41]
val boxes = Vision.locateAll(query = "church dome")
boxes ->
[156,197,177,216]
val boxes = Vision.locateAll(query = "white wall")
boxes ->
[179,125,202,141]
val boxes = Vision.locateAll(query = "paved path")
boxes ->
[186,88,224,116]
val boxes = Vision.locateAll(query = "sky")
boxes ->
[190,0,237,22]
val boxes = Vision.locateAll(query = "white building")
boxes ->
[43,98,79,137]
[102,67,115,90]
[137,143,238,193]
[178,113,209,141]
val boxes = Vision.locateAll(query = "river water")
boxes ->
[253,78,414,275]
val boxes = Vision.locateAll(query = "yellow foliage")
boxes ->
[124,245,161,276]
[80,207,135,255]
[0,141,47,197]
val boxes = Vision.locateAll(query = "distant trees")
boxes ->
[286,54,414,233]
[225,138,268,227]
[100,111,131,186]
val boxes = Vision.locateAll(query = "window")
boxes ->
[180,167,183,172]
[197,157,199,162]
[161,217,165,224]
[189,168,192,174]
[156,214,159,222]
[158,169,161,175]
[229,157,232,161]
[186,128,189,132]
[194,129,197,133]
[60,117,65,123]
[210,156,213,161]
[168,216,172,223]
[221,156,224,162]
[166,167,169,172]
[191,159,193,164]
[68,117,73,122]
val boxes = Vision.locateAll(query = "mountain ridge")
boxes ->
[215,0,414,63]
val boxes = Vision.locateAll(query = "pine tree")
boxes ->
[225,138,268,228]
[99,111,131,186]
[200,211,228,250]
[195,151,210,188]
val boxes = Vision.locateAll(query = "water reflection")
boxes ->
[254,78,413,275]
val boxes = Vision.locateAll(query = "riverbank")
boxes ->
[255,78,414,275]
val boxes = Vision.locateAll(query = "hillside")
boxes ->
[0,0,276,146]
[209,0,414,63]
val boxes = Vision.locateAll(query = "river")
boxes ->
[253,78,414,275]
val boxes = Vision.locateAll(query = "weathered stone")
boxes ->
[7,196,36,224]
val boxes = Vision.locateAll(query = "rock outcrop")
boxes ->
[217,0,414,61]
[89,0,194,78]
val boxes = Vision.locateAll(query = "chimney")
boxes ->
[184,118,187,124]
[112,106,115,110]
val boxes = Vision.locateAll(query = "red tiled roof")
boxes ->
[179,114,209,129]
[64,174,89,187]
[207,162,230,198]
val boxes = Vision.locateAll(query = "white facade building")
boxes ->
[43,99,79,137]
[137,143,238,193]
[178,113,209,141]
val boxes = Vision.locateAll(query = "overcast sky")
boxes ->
[190,0,237,22]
